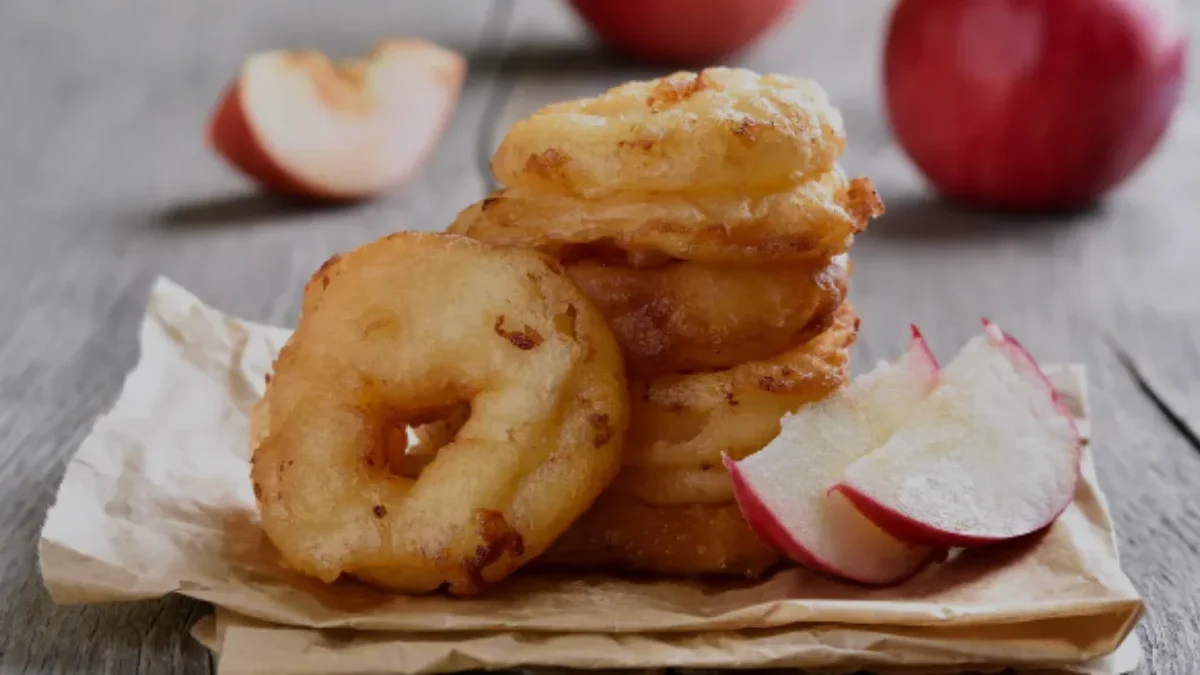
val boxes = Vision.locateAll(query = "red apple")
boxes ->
[884,0,1187,211]
[834,321,1082,547]
[567,0,801,65]
[725,328,943,586]
[207,40,465,200]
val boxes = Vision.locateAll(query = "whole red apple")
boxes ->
[884,0,1187,211]
[567,0,800,65]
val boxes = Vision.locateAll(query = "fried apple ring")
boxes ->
[624,304,858,471]
[251,232,628,595]
[563,254,849,377]
[492,68,846,198]
[535,311,857,577]
[449,170,883,265]
[535,493,780,577]
[609,464,734,505]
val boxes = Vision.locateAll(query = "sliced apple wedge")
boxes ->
[834,320,1082,547]
[725,328,943,585]
[207,39,465,200]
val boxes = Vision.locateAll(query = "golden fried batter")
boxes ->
[450,170,882,265]
[564,255,848,377]
[609,464,734,505]
[251,232,627,595]
[492,68,847,197]
[624,304,859,471]
[537,307,859,577]
[535,494,780,578]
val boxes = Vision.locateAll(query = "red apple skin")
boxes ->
[884,0,1188,211]
[723,329,945,586]
[982,319,1080,440]
[723,454,840,577]
[207,83,333,200]
[833,321,1083,548]
[832,480,1078,548]
[830,485,1006,548]
[567,0,801,64]
[725,454,941,586]
[908,325,937,373]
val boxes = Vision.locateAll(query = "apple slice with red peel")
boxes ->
[207,39,465,200]
[725,328,943,585]
[834,320,1082,547]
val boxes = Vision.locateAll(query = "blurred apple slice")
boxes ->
[207,39,465,200]
[725,328,943,585]
[834,321,1082,547]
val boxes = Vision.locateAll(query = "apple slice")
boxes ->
[207,39,465,200]
[834,320,1082,547]
[725,328,943,585]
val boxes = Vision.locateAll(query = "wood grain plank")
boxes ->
[488,1,1200,673]
[0,1,506,673]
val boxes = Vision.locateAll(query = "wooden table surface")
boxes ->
[2,0,1198,673]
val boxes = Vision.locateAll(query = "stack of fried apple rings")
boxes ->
[450,67,882,578]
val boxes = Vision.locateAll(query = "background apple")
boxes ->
[884,0,1187,211]
[567,0,801,65]
[208,40,464,201]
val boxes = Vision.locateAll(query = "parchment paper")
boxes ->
[191,608,1144,675]
[38,277,1144,673]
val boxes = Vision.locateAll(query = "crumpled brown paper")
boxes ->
[39,277,1144,674]
[190,607,1143,675]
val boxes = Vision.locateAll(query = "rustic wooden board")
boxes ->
[2,0,1197,673]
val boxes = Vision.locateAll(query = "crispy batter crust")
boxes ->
[538,307,859,577]
[251,232,627,595]
[624,304,859,471]
[450,171,882,265]
[492,68,847,198]
[534,494,780,578]
[564,255,849,377]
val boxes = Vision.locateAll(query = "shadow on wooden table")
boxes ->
[468,39,659,74]
[153,192,361,229]
[871,194,1100,243]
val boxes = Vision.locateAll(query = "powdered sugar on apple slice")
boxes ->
[834,320,1081,547]
[725,328,943,585]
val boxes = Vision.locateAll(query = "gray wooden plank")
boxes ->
[489,1,1200,673]
[0,0,505,672]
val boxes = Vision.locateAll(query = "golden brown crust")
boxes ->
[608,464,735,505]
[624,304,859,471]
[534,493,781,578]
[449,170,875,265]
[565,255,849,377]
[253,307,855,581]
[491,68,846,198]
[536,309,858,577]
[252,232,627,595]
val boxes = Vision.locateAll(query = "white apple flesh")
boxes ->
[208,40,465,200]
[834,321,1081,547]
[725,328,943,585]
